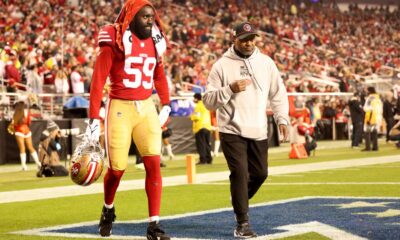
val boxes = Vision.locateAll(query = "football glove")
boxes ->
[85,119,100,143]
[158,105,171,127]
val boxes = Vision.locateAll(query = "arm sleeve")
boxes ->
[190,106,200,121]
[89,45,114,119]
[202,63,234,111]
[153,59,170,105]
[268,59,290,125]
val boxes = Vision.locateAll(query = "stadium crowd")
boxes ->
[1,0,400,144]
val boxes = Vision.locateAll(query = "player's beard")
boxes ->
[130,21,152,39]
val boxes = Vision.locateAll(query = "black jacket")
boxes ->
[349,98,365,123]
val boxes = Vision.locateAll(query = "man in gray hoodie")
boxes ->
[203,22,289,238]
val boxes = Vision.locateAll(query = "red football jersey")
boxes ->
[89,25,170,118]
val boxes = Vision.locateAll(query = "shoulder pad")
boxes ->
[97,25,116,47]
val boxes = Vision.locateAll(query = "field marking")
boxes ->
[200,182,400,185]
[12,196,400,240]
[270,221,367,240]
[1,155,400,204]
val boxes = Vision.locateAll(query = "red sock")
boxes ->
[143,155,162,217]
[104,168,124,205]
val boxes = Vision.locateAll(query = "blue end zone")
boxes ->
[42,197,400,239]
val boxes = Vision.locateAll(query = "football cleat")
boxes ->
[70,139,104,186]
[99,206,116,237]
[234,222,257,239]
[147,221,170,240]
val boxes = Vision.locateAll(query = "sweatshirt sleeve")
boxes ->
[89,45,114,119]
[203,62,234,111]
[268,59,290,125]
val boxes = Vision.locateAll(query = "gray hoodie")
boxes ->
[203,46,289,140]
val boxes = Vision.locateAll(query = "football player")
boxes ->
[86,0,171,239]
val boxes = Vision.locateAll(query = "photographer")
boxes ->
[37,120,68,177]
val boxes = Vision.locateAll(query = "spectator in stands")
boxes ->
[4,50,20,92]
[3,1,400,98]
[85,1,171,239]
[362,86,383,151]
[26,64,43,94]
[203,22,289,238]
[54,65,70,94]
[9,101,42,171]
[82,60,94,92]
[349,92,365,148]
[70,65,84,94]
[190,93,213,165]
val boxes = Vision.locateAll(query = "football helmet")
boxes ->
[70,140,104,186]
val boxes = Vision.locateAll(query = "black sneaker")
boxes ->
[234,222,257,239]
[98,206,116,237]
[147,221,170,240]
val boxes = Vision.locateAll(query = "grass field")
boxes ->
[1,140,399,240]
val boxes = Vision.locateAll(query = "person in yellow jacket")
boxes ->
[363,86,383,151]
[190,93,213,164]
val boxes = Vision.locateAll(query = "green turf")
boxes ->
[280,232,331,240]
[0,142,399,240]
[1,142,399,192]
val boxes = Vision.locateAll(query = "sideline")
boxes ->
[0,141,353,173]
[1,155,400,204]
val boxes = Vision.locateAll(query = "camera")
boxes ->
[59,128,80,137]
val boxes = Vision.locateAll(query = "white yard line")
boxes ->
[202,182,400,185]
[1,155,399,204]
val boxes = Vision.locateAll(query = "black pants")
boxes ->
[195,128,212,164]
[351,121,363,147]
[365,126,378,150]
[220,133,268,223]
[385,118,394,142]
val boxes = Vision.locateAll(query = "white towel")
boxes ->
[152,24,167,57]
[122,25,167,57]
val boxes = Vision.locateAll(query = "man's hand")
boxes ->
[279,124,289,142]
[85,119,100,143]
[159,105,171,127]
[229,79,251,93]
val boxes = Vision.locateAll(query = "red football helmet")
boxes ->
[297,123,314,136]
[70,141,104,186]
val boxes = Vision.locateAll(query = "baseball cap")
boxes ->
[233,22,259,40]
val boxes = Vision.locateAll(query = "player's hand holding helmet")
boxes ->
[85,119,100,143]
[158,105,171,127]
[70,136,104,186]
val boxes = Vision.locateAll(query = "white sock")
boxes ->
[214,140,220,154]
[149,216,159,223]
[20,153,27,170]
[31,151,41,167]
[165,144,174,158]
[104,203,114,209]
